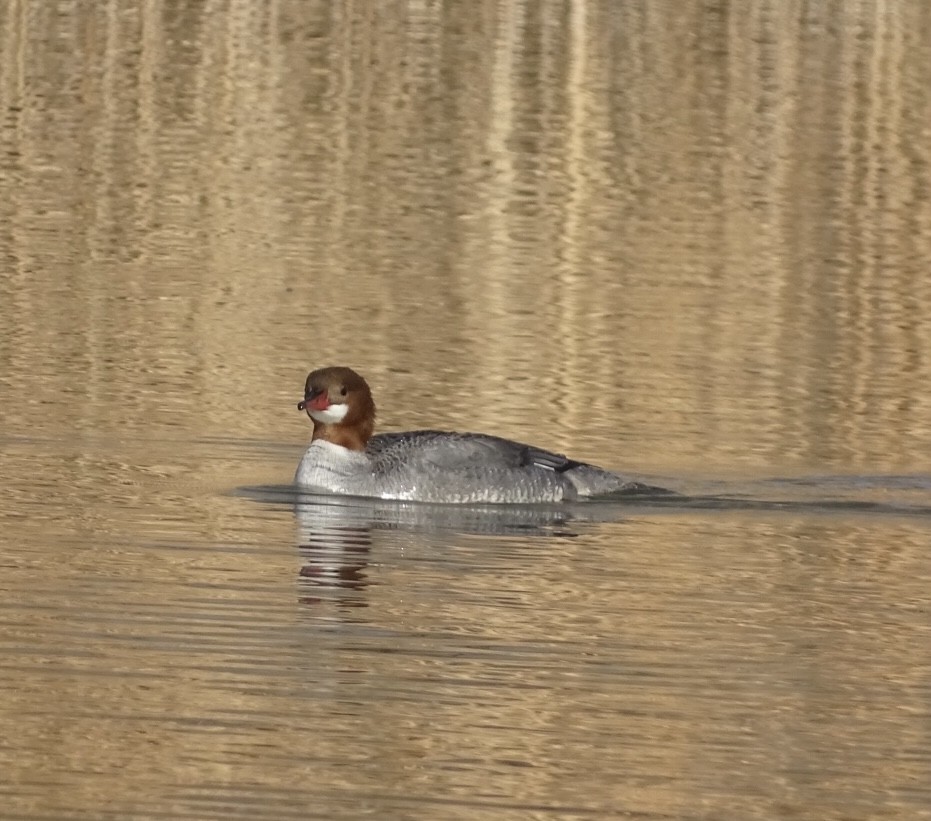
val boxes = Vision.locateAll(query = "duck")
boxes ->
[294,366,656,504]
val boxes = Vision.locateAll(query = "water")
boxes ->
[2,2,931,819]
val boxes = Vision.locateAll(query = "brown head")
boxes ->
[297,366,376,450]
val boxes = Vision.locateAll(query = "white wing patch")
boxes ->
[309,403,350,424]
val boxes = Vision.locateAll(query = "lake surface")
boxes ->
[2,2,930,819]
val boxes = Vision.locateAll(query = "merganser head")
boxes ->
[297,366,376,450]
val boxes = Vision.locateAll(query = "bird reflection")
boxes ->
[292,490,626,607]
[295,496,377,606]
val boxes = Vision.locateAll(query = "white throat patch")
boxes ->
[309,403,350,424]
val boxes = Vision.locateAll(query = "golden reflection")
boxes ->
[1,3,931,815]
[2,1,930,471]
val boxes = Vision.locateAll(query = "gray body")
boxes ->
[295,429,644,504]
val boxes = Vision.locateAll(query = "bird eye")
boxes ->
[339,386,348,397]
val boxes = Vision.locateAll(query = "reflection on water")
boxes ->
[289,490,594,604]
[286,477,931,621]
[1,1,931,819]
[2,1,931,472]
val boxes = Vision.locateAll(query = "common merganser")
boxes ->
[294,366,653,504]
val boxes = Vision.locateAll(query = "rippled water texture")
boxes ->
[1,2,930,819]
